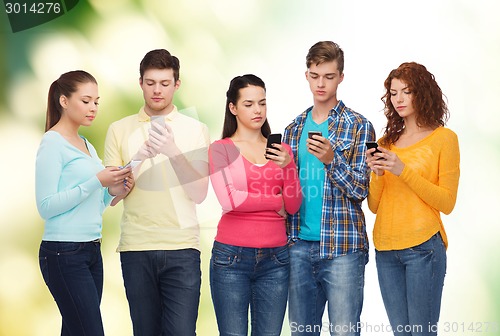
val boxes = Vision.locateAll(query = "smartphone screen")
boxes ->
[308,131,322,139]
[266,133,282,156]
[120,160,141,169]
[150,115,166,134]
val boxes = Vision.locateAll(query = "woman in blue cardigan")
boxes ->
[35,70,132,336]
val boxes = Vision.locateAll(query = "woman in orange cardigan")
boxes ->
[366,62,460,336]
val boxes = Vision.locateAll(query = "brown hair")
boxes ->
[306,41,344,74]
[139,49,180,81]
[380,62,449,146]
[45,70,97,132]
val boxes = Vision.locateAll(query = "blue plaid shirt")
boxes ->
[283,100,375,259]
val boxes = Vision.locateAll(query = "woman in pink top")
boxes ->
[209,74,302,336]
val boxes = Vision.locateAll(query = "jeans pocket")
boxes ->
[409,235,436,255]
[272,246,290,266]
[211,248,237,268]
[39,256,49,285]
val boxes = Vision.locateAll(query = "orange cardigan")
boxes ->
[368,127,460,251]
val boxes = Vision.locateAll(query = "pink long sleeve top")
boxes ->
[209,138,302,248]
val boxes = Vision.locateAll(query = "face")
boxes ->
[140,68,180,115]
[229,85,267,131]
[305,60,344,105]
[390,78,415,119]
[59,81,99,127]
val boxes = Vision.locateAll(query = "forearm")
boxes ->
[367,172,384,213]
[327,155,370,202]
[170,151,209,204]
[327,121,375,201]
[36,176,102,219]
[399,166,459,214]
[282,162,302,214]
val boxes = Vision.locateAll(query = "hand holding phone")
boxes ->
[266,133,282,156]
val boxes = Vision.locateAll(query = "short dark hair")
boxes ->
[306,41,344,74]
[139,49,180,81]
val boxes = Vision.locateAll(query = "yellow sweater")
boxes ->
[368,127,460,251]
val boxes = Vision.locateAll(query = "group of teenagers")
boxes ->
[35,40,460,336]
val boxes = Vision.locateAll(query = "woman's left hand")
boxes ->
[370,147,405,176]
[265,143,291,168]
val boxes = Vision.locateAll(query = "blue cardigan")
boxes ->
[35,131,113,242]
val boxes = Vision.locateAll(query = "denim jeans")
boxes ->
[120,249,201,336]
[38,240,104,336]
[288,239,366,336]
[376,233,447,336]
[210,241,290,336]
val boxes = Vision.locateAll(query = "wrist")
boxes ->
[107,187,117,197]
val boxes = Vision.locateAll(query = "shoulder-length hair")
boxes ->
[380,62,448,146]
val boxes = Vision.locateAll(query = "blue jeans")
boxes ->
[38,240,104,336]
[376,233,447,336]
[210,241,290,336]
[120,249,201,336]
[288,239,366,336]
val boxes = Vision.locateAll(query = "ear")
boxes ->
[229,102,237,116]
[59,95,68,108]
[339,72,345,84]
[305,70,309,80]
[174,79,181,91]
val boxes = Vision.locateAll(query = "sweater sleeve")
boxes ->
[399,131,460,215]
[209,140,282,212]
[281,145,302,215]
[367,171,385,214]
[35,136,103,220]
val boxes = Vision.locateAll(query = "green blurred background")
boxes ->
[1,0,499,335]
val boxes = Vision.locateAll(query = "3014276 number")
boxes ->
[4,2,61,14]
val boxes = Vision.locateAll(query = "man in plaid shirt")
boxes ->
[283,41,375,336]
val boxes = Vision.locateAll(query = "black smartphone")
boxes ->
[366,141,384,160]
[308,131,322,140]
[266,133,282,156]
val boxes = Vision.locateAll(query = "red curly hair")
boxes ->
[380,62,449,146]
